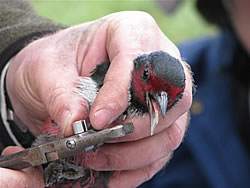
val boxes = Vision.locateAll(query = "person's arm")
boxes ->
[0,0,66,68]
[0,1,193,188]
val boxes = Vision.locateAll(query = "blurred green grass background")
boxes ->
[28,0,216,44]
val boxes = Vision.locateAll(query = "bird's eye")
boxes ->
[142,68,150,81]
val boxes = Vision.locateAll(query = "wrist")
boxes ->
[0,60,35,148]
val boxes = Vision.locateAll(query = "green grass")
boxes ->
[28,0,216,43]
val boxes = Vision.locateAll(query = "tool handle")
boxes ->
[0,123,134,170]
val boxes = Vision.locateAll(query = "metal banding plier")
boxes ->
[0,121,134,170]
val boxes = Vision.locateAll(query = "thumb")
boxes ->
[6,34,89,137]
[37,61,88,137]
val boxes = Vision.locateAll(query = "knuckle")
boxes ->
[164,120,186,151]
[45,87,68,117]
[104,150,130,170]
[130,12,159,33]
[45,86,85,121]
[130,11,156,24]
[141,156,168,182]
[118,11,156,24]
[142,165,155,182]
[110,11,158,34]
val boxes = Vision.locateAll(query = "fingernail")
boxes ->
[87,152,107,170]
[94,109,112,129]
[61,110,72,136]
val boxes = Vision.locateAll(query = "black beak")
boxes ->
[146,91,168,136]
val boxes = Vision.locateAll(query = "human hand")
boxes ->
[6,11,193,187]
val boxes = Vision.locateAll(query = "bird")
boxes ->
[76,50,186,135]
[34,50,186,188]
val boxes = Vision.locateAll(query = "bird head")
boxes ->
[131,51,185,135]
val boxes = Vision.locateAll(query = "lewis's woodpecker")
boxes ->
[35,50,186,188]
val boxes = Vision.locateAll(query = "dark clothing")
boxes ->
[0,0,66,151]
[140,32,250,188]
[0,0,65,67]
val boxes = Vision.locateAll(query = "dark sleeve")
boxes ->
[0,0,67,70]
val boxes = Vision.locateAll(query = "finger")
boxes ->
[0,167,44,188]
[86,113,188,170]
[109,102,191,143]
[89,11,175,130]
[1,146,24,155]
[108,154,171,188]
[0,146,44,187]
[35,60,88,137]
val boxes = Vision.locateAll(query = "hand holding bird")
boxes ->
[3,11,193,188]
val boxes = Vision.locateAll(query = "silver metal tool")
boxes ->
[0,122,134,170]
